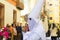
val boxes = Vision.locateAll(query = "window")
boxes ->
[0,3,4,28]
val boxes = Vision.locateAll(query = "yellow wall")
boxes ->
[59,0,60,23]
[46,0,59,23]
[0,0,21,26]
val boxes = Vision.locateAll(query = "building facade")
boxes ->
[45,0,59,23]
[0,0,24,27]
[45,0,59,36]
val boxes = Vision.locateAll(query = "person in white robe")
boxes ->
[23,0,46,40]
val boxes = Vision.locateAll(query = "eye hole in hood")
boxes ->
[29,18,32,20]
[28,18,37,31]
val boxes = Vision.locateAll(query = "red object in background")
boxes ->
[0,31,2,36]
[3,27,9,39]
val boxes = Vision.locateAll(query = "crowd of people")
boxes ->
[0,22,29,40]
[46,23,60,40]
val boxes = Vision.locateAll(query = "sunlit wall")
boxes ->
[46,0,59,23]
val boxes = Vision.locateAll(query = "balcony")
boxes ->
[6,0,24,10]
[16,0,24,10]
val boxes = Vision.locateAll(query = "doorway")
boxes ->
[0,3,4,28]
[13,10,17,24]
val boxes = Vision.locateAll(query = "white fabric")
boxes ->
[46,37,51,40]
[23,21,46,40]
[23,0,46,40]
[28,0,44,23]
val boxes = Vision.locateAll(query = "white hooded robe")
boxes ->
[23,0,46,40]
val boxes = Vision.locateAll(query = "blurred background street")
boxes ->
[0,0,60,40]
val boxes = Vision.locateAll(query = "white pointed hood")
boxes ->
[28,0,44,31]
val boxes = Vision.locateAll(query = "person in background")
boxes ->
[9,25,13,34]
[2,27,8,40]
[0,28,3,40]
[12,24,17,40]
[56,24,60,39]
[22,23,29,40]
[22,26,26,33]
[9,24,13,40]
[6,24,12,40]
[25,23,29,32]
[16,23,23,40]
